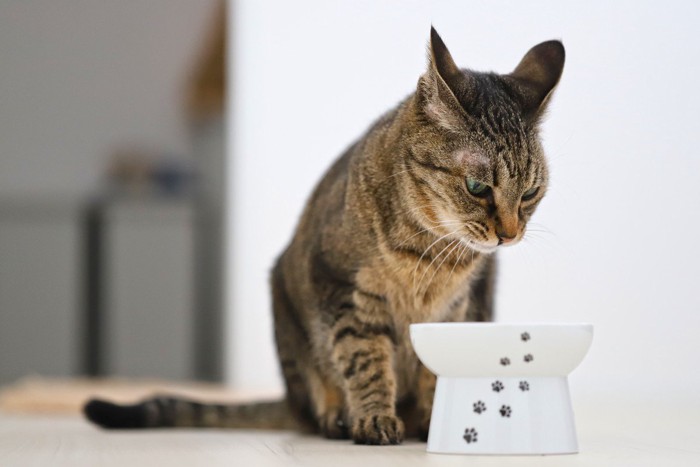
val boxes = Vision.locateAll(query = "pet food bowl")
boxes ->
[410,322,593,455]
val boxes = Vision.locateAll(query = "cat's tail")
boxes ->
[83,395,299,430]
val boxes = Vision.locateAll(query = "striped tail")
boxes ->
[83,395,299,430]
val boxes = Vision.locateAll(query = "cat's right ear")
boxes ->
[416,26,470,132]
[507,40,565,123]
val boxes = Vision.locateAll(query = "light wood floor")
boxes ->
[1,394,698,467]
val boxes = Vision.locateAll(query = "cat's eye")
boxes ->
[522,186,539,201]
[466,178,490,197]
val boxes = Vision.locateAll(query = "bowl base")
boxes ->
[427,376,578,455]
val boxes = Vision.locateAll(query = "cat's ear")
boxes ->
[417,26,470,131]
[507,40,565,123]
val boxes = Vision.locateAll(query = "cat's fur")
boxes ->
[84,28,564,445]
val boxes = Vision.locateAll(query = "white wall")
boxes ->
[227,0,700,399]
[0,1,217,199]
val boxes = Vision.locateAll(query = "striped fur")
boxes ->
[84,397,297,430]
[83,28,564,445]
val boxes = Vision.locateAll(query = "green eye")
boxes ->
[522,186,539,201]
[466,178,490,197]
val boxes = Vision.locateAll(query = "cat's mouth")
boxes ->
[461,235,522,253]
[473,243,499,254]
[460,237,499,254]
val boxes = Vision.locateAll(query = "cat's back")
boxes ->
[281,104,402,258]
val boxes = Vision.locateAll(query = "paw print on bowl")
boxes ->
[463,427,478,444]
[499,405,512,418]
[491,381,504,392]
[500,357,511,366]
[521,332,531,342]
[524,354,534,363]
[473,401,486,414]
[519,381,530,391]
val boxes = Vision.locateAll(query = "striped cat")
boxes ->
[84,27,564,445]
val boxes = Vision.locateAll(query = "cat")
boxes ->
[84,27,564,445]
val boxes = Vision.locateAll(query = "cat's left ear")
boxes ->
[507,40,565,123]
[416,26,471,132]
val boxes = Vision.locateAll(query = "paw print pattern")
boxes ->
[519,381,530,391]
[524,354,534,363]
[499,405,512,418]
[500,357,511,366]
[521,332,531,342]
[491,381,504,392]
[463,427,478,444]
[473,401,486,414]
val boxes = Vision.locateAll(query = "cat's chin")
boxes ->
[460,239,498,254]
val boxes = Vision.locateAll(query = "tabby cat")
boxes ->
[84,27,564,445]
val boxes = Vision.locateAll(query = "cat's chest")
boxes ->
[353,252,482,398]
[359,251,480,324]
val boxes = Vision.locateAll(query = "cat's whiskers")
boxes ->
[411,230,460,292]
[523,223,552,243]
[422,218,464,230]
[521,232,551,256]
[433,219,464,227]
[414,230,470,300]
[523,231,548,242]
[392,203,463,248]
[393,203,459,229]
[419,238,463,300]
[520,229,563,269]
[526,222,555,236]
[395,224,442,247]
[512,234,539,270]
[524,229,553,236]
[394,221,462,249]
[445,242,470,285]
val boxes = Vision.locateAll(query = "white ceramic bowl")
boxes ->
[410,322,593,378]
[409,322,593,455]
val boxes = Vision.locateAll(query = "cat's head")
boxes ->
[404,27,564,253]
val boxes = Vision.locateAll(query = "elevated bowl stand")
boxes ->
[410,323,593,455]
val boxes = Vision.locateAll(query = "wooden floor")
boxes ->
[1,394,698,467]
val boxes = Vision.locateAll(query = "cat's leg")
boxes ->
[330,292,404,445]
[306,370,349,439]
[272,263,316,433]
[414,363,436,441]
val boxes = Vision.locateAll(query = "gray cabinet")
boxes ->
[0,198,197,384]
[0,200,82,384]
[100,199,195,380]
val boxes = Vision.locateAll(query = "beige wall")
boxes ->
[227,0,700,398]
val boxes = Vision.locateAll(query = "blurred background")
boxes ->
[0,1,225,385]
[1,0,699,410]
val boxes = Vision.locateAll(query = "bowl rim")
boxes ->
[410,322,593,329]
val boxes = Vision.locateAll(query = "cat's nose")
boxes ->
[495,221,518,245]
[497,234,517,246]
[495,209,518,245]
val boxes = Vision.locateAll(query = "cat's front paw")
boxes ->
[351,414,405,445]
[318,408,350,440]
